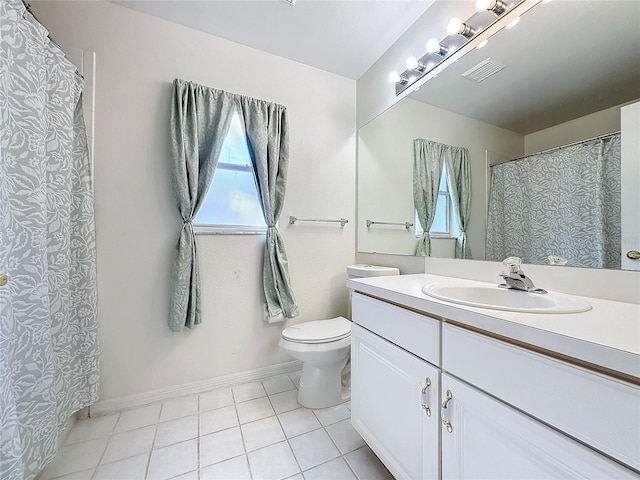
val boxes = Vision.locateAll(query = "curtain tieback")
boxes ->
[267,224,276,228]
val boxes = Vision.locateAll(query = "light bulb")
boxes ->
[476,39,488,49]
[447,17,463,35]
[406,56,419,70]
[505,16,520,29]
[426,38,442,54]
[475,0,493,11]
[388,71,401,84]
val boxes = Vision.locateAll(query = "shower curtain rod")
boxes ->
[20,0,84,79]
[490,130,621,167]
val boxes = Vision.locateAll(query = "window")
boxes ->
[194,111,267,233]
[415,165,452,237]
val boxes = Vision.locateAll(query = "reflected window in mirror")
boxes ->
[415,164,453,238]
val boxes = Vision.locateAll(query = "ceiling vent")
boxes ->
[461,58,505,83]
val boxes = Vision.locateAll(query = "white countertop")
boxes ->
[347,274,640,380]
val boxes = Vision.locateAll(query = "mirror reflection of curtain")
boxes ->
[486,133,621,268]
[169,79,298,331]
[413,139,471,258]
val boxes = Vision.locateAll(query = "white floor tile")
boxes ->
[169,471,198,480]
[200,455,251,480]
[160,394,199,422]
[344,446,394,480]
[41,438,108,479]
[93,453,148,480]
[325,419,365,454]
[248,441,300,480]
[288,428,340,471]
[302,457,357,480]
[236,397,274,424]
[171,470,198,480]
[147,439,198,480]
[199,427,245,468]
[284,474,304,480]
[277,409,321,438]
[46,468,94,480]
[114,404,161,433]
[241,416,285,452]
[200,405,238,435]
[101,425,156,464]
[262,374,296,395]
[313,404,350,426]
[344,401,351,411]
[64,414,119,445]
[232,382,267,403]
[154,415,198,448]
[269,389,300,414]
[200,387,234,412]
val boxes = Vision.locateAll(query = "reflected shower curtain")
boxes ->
[0,1,99,479]
[486,134,621,268]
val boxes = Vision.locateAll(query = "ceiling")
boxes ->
[114,0,434,80]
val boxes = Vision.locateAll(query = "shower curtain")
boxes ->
[486,133,621,268]
[0,1,100,479]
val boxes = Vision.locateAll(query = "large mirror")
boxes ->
[357,0,640,269]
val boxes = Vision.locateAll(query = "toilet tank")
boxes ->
[347,264,400,279]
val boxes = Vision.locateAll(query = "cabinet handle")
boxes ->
[441,389,453,434]
[420,377,432,417]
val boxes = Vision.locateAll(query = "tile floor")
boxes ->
[38,371,394,480]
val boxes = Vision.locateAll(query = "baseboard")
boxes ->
[90,360,303,416]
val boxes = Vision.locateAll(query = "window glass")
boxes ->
[194,111,266,230]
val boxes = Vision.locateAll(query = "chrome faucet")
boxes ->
[499,257,547,294]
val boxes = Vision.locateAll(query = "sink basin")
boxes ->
[422,283,592,314]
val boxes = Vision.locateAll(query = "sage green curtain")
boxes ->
[169,79,235,331]
[413,139,444,256]
[237,97,299,319]
[444,146,472,259]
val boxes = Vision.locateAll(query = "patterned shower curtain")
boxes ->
[486,133,621,269]
[0,1,100,479]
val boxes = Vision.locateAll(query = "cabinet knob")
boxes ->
[420,377,432,417]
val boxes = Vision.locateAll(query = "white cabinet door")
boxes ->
[351,324,440,480]
[440,374,637,480]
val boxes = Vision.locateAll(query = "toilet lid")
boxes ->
[282,317,351,344]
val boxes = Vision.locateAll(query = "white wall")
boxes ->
[358,98,523,258]
[524,100,640,154]
[30,1,356,402]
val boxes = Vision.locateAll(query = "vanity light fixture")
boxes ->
[447,17,476,38]
[406,56,428,72]
[426,38,449,56]
[476,0,507,16]
[388,71,409,85]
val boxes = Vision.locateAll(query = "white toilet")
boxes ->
[279,264,400,409]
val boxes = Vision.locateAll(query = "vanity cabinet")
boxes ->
[350,291,639,479]
[440,373,636,479]
[351,293,441,480]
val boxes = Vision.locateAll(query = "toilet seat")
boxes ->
[282,317,351,344]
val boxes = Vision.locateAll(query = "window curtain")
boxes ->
[1,1,99,478]
[486,134,621,268]
[169,79,235,331]
[237,97,299,319]
[413,139,444,256]
[169,79,298,330]
[444,146,472,259]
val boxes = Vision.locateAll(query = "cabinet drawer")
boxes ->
[443,323,640,471]
[352,292,440,366]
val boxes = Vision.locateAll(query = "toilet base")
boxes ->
[297,359,349,409]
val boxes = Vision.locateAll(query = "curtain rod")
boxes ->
[490,130,621,167]
[20,0,84,80]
